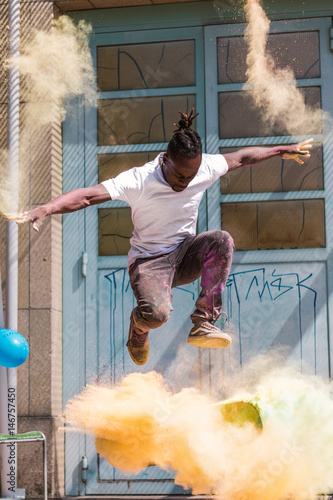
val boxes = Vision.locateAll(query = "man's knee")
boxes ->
[141,302,171,329]
[209,230,234,253]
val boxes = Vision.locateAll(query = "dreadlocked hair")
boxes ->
[167,109,202,160]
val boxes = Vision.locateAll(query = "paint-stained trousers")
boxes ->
[129,230,234,334]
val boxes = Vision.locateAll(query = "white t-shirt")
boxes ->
[102,153,228,265]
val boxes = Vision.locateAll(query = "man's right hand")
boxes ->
[4,206,47,232]
[3,184,111,232]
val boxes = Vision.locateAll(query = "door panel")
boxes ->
[81,225,201,493]
[224,263,328,377]
[84,271,198,494]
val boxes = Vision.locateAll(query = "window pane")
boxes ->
[98,40,195,91]
[221,199,325,250]
[220,143,324,194]
[218,87,321,138]
[98,94,196,145]
[98,207,133,256]
[217,31,320,84]
[98,152,159,183]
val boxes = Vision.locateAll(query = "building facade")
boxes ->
[0,0,333,497]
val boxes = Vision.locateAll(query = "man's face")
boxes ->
[162,153,202,192]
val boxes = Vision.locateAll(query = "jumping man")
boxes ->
[5,110,312,365]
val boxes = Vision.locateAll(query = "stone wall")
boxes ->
[0,1,64,497]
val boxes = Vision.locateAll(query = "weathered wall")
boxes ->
[0,1,64,497]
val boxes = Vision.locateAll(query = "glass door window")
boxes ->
[94,33,204,257]
[206,21,327,253]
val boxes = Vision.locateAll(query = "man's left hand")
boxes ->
[281,138,313,164]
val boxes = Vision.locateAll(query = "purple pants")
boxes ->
[129,230,234,333]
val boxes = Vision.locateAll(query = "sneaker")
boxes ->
[187,321,231,348]
[126,315,150,365]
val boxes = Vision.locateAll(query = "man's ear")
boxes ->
[163,153,168,163]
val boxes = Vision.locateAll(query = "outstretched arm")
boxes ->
[4,183,111,232]
[224,139,313,172]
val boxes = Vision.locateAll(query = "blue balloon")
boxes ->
[0,329,29,368]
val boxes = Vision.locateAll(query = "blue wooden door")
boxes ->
[204,17,333,384]
[84,25,206,495]
[63,25,209,495]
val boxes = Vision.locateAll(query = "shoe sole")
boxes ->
[128,352,149,365]
[127,342,150,365]
[187,333,231,349]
